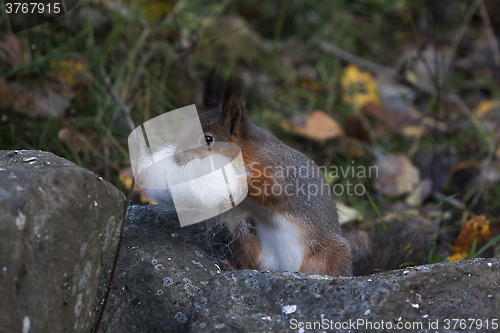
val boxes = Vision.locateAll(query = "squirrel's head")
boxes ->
[174,67,247,165]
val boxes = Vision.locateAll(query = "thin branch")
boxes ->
[100,67,136,132]
[318,41,460,104]
[479,0,500,69]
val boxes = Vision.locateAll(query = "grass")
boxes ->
[1,0,500,260]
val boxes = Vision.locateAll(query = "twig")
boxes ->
[319,41,396,77]
[470,129,500,208]
[479,0,500,69]
[432,191,466,210]
[100,67,136,132]
[161,0,189,26]
[318,41,460,104]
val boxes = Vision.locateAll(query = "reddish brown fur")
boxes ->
[300,236,352,276]
[231,217,262,270]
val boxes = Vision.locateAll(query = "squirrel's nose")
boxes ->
[173,149,195,166]
[173,150,184,165]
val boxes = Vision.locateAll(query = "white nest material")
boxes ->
[136,144,247,224]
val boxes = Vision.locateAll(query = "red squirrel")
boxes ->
[173,67,352,277]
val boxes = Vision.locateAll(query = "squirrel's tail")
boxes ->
[342,216,438,276]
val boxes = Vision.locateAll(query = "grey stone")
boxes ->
[93,205,225,333]
[0,150,125,333]
[190,259,500,332]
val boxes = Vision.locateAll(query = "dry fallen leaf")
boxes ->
[405,178,432,207]
[344,115,371,143]
[0,33,31,70]
[363,103,447,137]
[341,64,380,110]
[298,76,321,92]
[373,154,420,197]
[119,168,155,204]
[337,201,362,224]
[280,110,343,141]
[11,78,73,117]
[449,215,491,261]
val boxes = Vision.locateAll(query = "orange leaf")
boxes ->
[280,110,343,141]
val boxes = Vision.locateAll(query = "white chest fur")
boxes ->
[239,198,304,272]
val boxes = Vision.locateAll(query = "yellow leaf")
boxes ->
[341,64,380,110]
[51,57,92,87]
[473,100,500,118]
[449,215,491,261]
[402,125,425,137]
[448,252,468,262]
[142,1,172,22]
[404,70,418,85]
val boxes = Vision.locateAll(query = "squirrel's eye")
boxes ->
[204,135,214,145]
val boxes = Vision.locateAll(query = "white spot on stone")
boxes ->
[38,187,44,194]
[154,264,165,271]
[175,312,187,323]
[22,316,30,333]
[282,305,297,314]
[16,186,25,192]
[79,262,92,288]
[80,243,87,258]
[488,262,492,267]
[74,294,83,317]
[411,303,419,308]
[163,277,174,287]
[298,329,305,333]
[102,216,116,251]
[192,260,203,267]
[15,211,26,230]
[23,157,36,162]
[94,201,98,207]
[364,309,371,315]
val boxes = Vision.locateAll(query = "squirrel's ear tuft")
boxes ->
[221,75,244,137]
[203,66,225,111]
